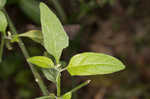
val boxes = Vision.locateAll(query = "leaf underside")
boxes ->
[42,68,58,83]
[40,3,69,63]
[27,56,54,68]
[19,30,43,44]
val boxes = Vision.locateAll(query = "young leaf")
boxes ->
[19,30,43,44]
[40,3,69,64]
[27,56,54,68]
[62,92,72,99]
[0,10,7,34]
[42,68,59,83]
[0,0,7,9]
[67,52,125,76]
[10,34,19,43]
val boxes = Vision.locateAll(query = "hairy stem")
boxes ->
[56,73,61,96]
[70,80,91,93]
[2,9,49,95]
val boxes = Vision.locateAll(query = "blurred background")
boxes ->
[1,0,150,99]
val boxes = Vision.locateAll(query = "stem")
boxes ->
[48,0,67,23]
[56,73,61,96]
[70,80,91,93]
[0,33,5,62]
[2,9,49,95]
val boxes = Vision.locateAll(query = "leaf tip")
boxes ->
[120,64,126,71]
[39,2,44,6]
[39,2,46,9]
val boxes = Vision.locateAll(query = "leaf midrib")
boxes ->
[67,63,124,69]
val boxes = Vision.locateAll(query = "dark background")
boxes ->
[1,0,150,99]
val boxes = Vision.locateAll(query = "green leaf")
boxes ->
[62,92,72,99]
[0,10,7,34]
[67,52,125,76]
[27,56,54,68]
[40,3,69,64]
[0,0,7,9]
[11,34,19,43]
[42,68,59,83]
[19,30,43,44]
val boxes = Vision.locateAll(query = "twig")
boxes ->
[70,80,91,93]
[56,73,61,96]
[2,9,49,95]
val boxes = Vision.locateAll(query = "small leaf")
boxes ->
[0,0,7,9]
[19,30,43,44]
[0,10,8,34]
[40,3,69,64]
[11,34,19,43]
[67,52,125,76]
[62,92,72,99]
[42,68,59,83]
[27,56,54,68]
